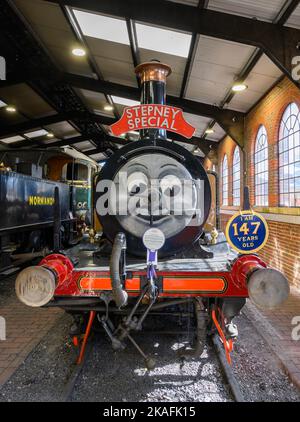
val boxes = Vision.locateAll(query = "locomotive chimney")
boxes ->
[135,60,171,141]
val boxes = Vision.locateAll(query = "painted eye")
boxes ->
[160,175,181,197]
[127,172,148,194]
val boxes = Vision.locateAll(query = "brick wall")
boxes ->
[217,77,300,290]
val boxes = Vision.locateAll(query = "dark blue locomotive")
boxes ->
[0,147,98,271]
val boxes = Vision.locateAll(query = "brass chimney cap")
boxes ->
[135,61,172,83]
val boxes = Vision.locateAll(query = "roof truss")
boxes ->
[46,0,300,88]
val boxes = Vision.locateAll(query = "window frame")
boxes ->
[278,102,300,208]
[254,125,269,207]
[222,154,229,206]
[232,146,241,206]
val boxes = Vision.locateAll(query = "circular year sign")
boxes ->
[225,210,269,254]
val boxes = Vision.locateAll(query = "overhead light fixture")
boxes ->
[205,128,215,135]
[46,132,54,138]
[135,23,192,58]
[72,47,86,57]
[104,104,114,111]
[73,9,129,45]
[111,96,140,107]
[6,105,16,113]
[0,100,7,108]
[232,83,248,92]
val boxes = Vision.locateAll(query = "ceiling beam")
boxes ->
[0,112,80,138]
[0,110,211,148]
[179,0,208,99]
[126,18,141,87]
[0,1,108,144]
[275,0,299,25]
[203,0,299,152]
[220,0,300,109]
[47,0,300,87]
[84,131,216,156]
[62,72,245,147]
[10,134,90,149]
[0,110,117,139]
[0,67,244,146]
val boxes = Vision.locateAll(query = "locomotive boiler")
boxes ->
[0,147,98,272]
[15,62,290,368]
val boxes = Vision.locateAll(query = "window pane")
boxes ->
[279,103,300,207]
[255,125,268,206]
[232,147,241,206]
[222,155,228,206]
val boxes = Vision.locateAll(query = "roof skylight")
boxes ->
[1,135,25,144]
[136,23,192,57]
[111,96,140,107]
[73,10,130,45]
[24,129,49,138]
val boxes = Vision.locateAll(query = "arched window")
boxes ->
[232,147,241,206]
[222,155,228,206]
[255,125,269,206]
[279,102,300,207]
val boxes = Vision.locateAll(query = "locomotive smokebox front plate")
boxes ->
[95,140,211,257]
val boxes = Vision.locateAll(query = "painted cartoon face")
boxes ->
[112,153,200,239]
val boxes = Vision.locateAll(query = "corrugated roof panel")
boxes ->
[206,123,226,142]
[73,141,95,151]
[15,0,70,31]
[48,47,93,76]
[139,49,187,96]
[85,36,137,86]
[44,121,79,138]
[168,0,199,6]
[175,141,195,152]
[185,36,255,104]
[285,3,300,28]
[183,113,211,137]
[0,84,54,118]
[75,88,114,116]
[14,0,93,76]
[0,110,26,126]
[89,152,106,161]
[93,55,136,86]
[208,0,286,22]
[228,54,282,112]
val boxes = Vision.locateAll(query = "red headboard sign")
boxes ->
[110,104,196,139]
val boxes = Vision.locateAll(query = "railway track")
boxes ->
[211,335,245,402]
[61,341,94,402]
[60,331,245,402]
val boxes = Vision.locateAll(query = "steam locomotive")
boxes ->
[15,62,289,368]
[0,147,98,271]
